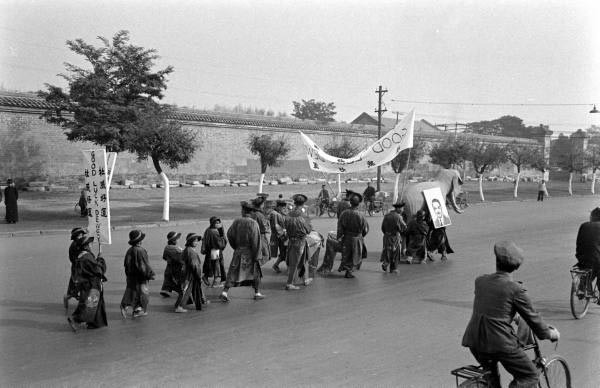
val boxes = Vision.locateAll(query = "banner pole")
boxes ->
[399,148,413,201]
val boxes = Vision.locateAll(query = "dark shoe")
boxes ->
[160,291,171,298]
[272,264,281,274]
[67,317,78,332]
[381,263,388,272]
[344,271,355,279]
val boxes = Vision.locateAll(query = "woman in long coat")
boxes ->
[201,216,228,287]
[4,179,18,223]
[68,236,107,331]
[174,233,206,312]
[405,210,429,264]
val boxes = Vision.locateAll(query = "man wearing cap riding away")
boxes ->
[337,192,369,278]
[317,184,330,216]
[380,202,407,273]
[160,231,183,298]
[175,233,208,312]
[120,230,155,318]
[68,235,107,331]
[462,241,560,387]
[363,182,376,212]
[63,227,87,311]
[270,200,288,274]
[575,207,600,298]
[220,201,265,301]
[283,194,313,290]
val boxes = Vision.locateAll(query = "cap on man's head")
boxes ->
[494,240,524,272]
[591,207,600,221]
[209,216,221,226]
[292,194,308,204]
[276,199,287,207]
[349,192,363,206]
[392,201,405,208]
[241,200,257,211]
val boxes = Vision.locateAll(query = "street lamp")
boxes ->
[590,104,599,114]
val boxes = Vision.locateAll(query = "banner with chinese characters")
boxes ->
[82,149,112,244]
[299,109,415,174]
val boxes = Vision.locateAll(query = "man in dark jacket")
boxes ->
[575,207,600,292]
[120,230,155,318]
[4,178,18,223]
[64,227,87,311]
[283,194,312,290]
[270,200,288,274]
[337,192,369,278]
[380,202,407,273]
[462,241,560,387]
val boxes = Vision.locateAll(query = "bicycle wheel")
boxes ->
[327,205,336,218]
[570,273,590,319]
[539,356,571,388]
[458,379,489,388]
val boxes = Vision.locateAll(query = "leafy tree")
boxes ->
[38,30,198,221]
[585,143,600,194]
[467,115,549,139]
[248,134,291,193]
[292,99,336,122]
[467,141,507,202]
[390,137,427,203]
[429,138,471,171]
[551,134,585,195]
[505,141,540,198]
[324,139,361,197]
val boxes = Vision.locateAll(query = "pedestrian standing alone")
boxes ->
[174,233,207,312]
[4,179,18,223]
[537,180,548,201]
[201,217,228,288]
[220,201,265,302]
[64,227,87,311]
[337,192,369,278]
[160,231,183,298]
[78,190,87,217]
[380,202,407,273]
[67,236,107,332]
[120,230,155,319]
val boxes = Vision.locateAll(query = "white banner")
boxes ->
[300,110,415,173]
[82,149,112,244]
[106,152,117,187]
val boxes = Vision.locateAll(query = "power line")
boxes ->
[390,98,595,107]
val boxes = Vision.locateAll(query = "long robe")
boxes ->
[120,245,154,311]
[316,231,341,274]
[201,227,228,280]
[269,209,287,260]
[225,216,262,287]
[4,186,18,223]
[427,222,454,256]
[66,241,81,299]
[161,244,183,293]
[405,219,429,260]
[380,211,406,270]
[71,250,107,328]
[176,246,205,310]
[248,211,271,266]
[337,207,369,272]
[284,208,312,285]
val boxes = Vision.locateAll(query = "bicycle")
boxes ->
[366,200,388,216]
[451,321,571,387]
[569,265,599,319]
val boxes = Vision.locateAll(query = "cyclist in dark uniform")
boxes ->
[363,182,376,212]
[575,207,600,299]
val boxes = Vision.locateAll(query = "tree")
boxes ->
[552,134,585,195]
[390,137,426,203]
[324,139,361,197]
[292,99,336,122]
[586,139,600,194]
[248,134,291,193]
[429,138,471,171]
[467,115,549,139]
[505,141,539,198]
[38,30,198,221]
[467,141,507,202]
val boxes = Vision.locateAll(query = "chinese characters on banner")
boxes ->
[82,149,112,244]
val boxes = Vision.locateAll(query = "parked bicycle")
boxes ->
[313,198,338,218]
[451,319,571,387]
[570,265,599,319]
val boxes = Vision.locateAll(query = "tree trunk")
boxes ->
[478,174,485,202]
[513,171,521,198]
[258,173,265,193]
[152,156,169,222]
[568,172,573,196]
[592,169,597,195]
[337,174,342,199]
[393,173,400,203]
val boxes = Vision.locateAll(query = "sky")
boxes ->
[1,0,599,135]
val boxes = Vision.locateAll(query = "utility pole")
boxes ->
[375,85,387,191]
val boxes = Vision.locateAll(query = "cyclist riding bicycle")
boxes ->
[461,241,560,388]
[575,207,600,299]
[317,184,330,216]
[363,182,376,211]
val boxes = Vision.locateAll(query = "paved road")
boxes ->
[1,197,599,387]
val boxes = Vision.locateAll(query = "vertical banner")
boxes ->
[106,152,118,187]
[82,149,112,244]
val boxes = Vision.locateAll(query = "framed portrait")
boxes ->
[423,187,451,229]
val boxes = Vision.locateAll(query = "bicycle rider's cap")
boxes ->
[392,201,406,208]
[349,192,363,205]
[292,194,308,205]
[494,240,524,268]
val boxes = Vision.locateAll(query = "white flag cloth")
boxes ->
[300,109,415,174]
[82,149,112,244]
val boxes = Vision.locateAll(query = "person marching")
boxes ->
[283,194,313,290]
[337,192,369,278]
[336,189,353,218]
[404,210,429,264]
[175,233,207,313]
[63,227,87,312]
[380,202,407,273]
[120,230,155,319]
[248,195,272,267]
[160,231,183,298]
[220,201,265,302]
[317,184,330,216]
[67,235,107,332]
[201,217,228,288]
[4,178,18,223]
[270,199,288,274]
